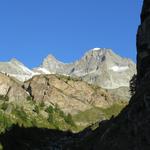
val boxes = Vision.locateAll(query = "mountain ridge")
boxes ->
[0,48,136,91]
[35,48,136,89]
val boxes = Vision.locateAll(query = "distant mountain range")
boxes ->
[0,48,136,90]
[0,48,136,134]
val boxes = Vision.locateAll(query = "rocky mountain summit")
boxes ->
[0,49,136,90]
[35,48,136,89]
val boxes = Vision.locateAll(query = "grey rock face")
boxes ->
[107,86,130,103]
[0,73,28,102]
[24,74,113,114]
[33,54,73,75]
[35,48,136,89]
[73,49,136,89]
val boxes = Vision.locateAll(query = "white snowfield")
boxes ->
[110,66,129,72]
[18,64,34,75]
[9,74,33,81]
[36,67,50,74]
[92,48,101,51]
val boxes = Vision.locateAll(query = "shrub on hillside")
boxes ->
[45,105,54,114]
[47,113,54,123]
[34,105,40,114]
[39,101,45,108]
[65,113,76,126]
[0,95,9,101]
[14,107,28,123]
[0,113,12,133]
[1,103,8,111]
[0,143,3,150]
[27,96,33,101]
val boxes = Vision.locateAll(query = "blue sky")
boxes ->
[0,0,143,68]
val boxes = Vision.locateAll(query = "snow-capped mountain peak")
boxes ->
[0,59,35,81]
[0,48,136,89]
[34,48,136,89]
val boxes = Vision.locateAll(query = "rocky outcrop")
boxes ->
[24,74,113,114]
[0,71,122,115]
[0,73,28,102]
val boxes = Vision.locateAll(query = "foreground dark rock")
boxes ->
[137,0,150,84]
[0,124,99,150]
[0,125,75,150]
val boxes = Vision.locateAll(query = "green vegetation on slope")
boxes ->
[0,100,76,134]
[0,96,126,134]
[73,103,126,130]
[0,144,3,150]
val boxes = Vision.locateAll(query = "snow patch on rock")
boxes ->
[110,66,129,72]
[36,68,51,74]
[92,48,101,51]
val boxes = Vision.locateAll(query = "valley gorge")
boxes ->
[0,0,148,150]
